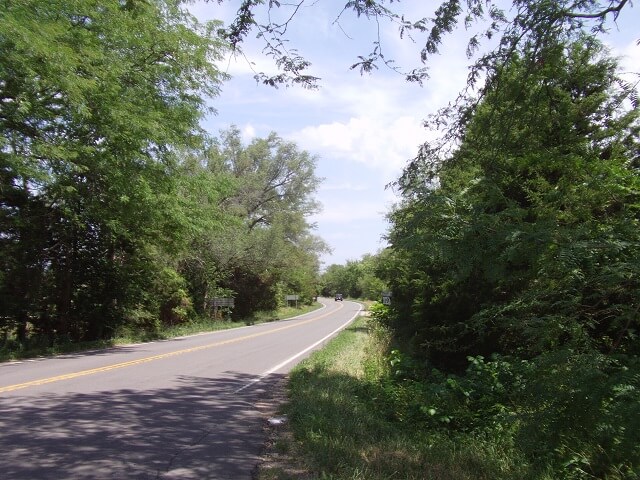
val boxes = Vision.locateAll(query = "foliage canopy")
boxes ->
[0,1,326,346]
[381,31,640,477]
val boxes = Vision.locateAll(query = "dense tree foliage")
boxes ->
[0,1,325,346]
[195,127,327,318]
[1,0,226,341]
[320,253,387,300]
[381,34,640,477]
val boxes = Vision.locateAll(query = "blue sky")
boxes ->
[190,1,639,268]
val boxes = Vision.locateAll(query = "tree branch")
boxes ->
[564,0,629,20]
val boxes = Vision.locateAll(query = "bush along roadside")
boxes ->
[281,306,529,480]
[279,303,638,479]
[378,35,640,480]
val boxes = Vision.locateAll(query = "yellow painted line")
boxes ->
[0,303,344,394]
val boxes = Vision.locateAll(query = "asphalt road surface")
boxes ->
[0,298,361,480]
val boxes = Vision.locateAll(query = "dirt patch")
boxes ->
[252,375,314,480]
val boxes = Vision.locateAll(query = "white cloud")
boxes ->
[295,114,425,178]
[311,205,381,224]
[311,186,397,225]
[241,124,256,142]
[321,182,368,192]
[617,39,640,79]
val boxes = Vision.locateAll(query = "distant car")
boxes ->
[335,293,343,301]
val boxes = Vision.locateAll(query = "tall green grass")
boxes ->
[283,317,530,480]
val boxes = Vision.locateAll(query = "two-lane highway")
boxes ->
[0,298,361,479]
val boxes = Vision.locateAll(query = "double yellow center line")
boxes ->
[0,303,343,394]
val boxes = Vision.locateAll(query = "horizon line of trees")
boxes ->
[320,253,389,301]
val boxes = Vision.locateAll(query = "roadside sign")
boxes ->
[381,291,392,305]
[211,297,235,308]
[209,297,235,319]
[285,294,299,308]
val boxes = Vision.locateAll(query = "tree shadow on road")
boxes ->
[0,372,286,480]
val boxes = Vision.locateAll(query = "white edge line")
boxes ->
[234,302,363,394]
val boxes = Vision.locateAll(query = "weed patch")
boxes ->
[280,317,530,480]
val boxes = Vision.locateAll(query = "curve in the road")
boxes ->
[0,302,345,395]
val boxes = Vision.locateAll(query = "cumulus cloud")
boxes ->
[294,114,425,179]
[241,124,256,142]
[617,40,640,79]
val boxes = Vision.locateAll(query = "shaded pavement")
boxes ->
[0,372,285,479]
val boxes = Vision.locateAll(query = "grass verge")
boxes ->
[0,302,322,363]
[258,316,527,480]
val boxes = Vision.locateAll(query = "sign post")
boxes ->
[285,294,299,308]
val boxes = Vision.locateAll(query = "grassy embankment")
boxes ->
[260,315,532,480]
[0,303,321,362]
